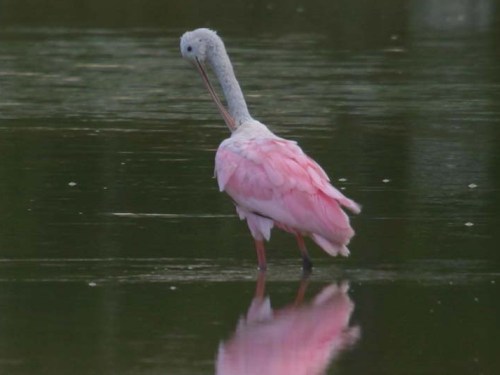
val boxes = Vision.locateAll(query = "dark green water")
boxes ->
[0,1,499,374]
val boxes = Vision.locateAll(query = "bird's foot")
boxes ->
[301,255,313,273]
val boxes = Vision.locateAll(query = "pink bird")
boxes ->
[180,28,361,270]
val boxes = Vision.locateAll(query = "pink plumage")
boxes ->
[180,28,361,269]
[216,127,360,262]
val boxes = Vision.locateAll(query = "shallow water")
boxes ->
[1,1,499,374]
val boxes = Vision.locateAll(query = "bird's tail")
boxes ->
[339,197,361,215]
[311,234,351,257]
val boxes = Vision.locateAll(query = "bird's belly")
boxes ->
[230,195,310,233]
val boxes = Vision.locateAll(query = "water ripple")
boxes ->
[0,258,496,286]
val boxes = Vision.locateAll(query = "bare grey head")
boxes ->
[180,28,223,65]
[180,28,252,130]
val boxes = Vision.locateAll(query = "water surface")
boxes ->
[0,1,499,374]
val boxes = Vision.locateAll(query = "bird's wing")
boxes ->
[215,137,360,239]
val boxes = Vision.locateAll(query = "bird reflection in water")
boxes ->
[216,274,360,375]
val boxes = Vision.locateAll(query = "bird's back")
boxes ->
[215,121,360,254]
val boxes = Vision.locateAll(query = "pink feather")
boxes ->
[215,132,361,257]
[180,28,360,268]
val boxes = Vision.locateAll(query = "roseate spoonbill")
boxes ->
[180,28,361,270]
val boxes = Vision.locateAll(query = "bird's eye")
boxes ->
[187,46,192,52]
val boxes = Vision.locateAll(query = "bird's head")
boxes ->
[180,28,237,131]
[180,28,220,65]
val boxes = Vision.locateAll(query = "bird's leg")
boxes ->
[295,234,313,272]
[254,239,267,271]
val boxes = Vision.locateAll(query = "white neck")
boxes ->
[208,40,253,127]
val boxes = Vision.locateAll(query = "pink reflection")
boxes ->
[216,274,360,375]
